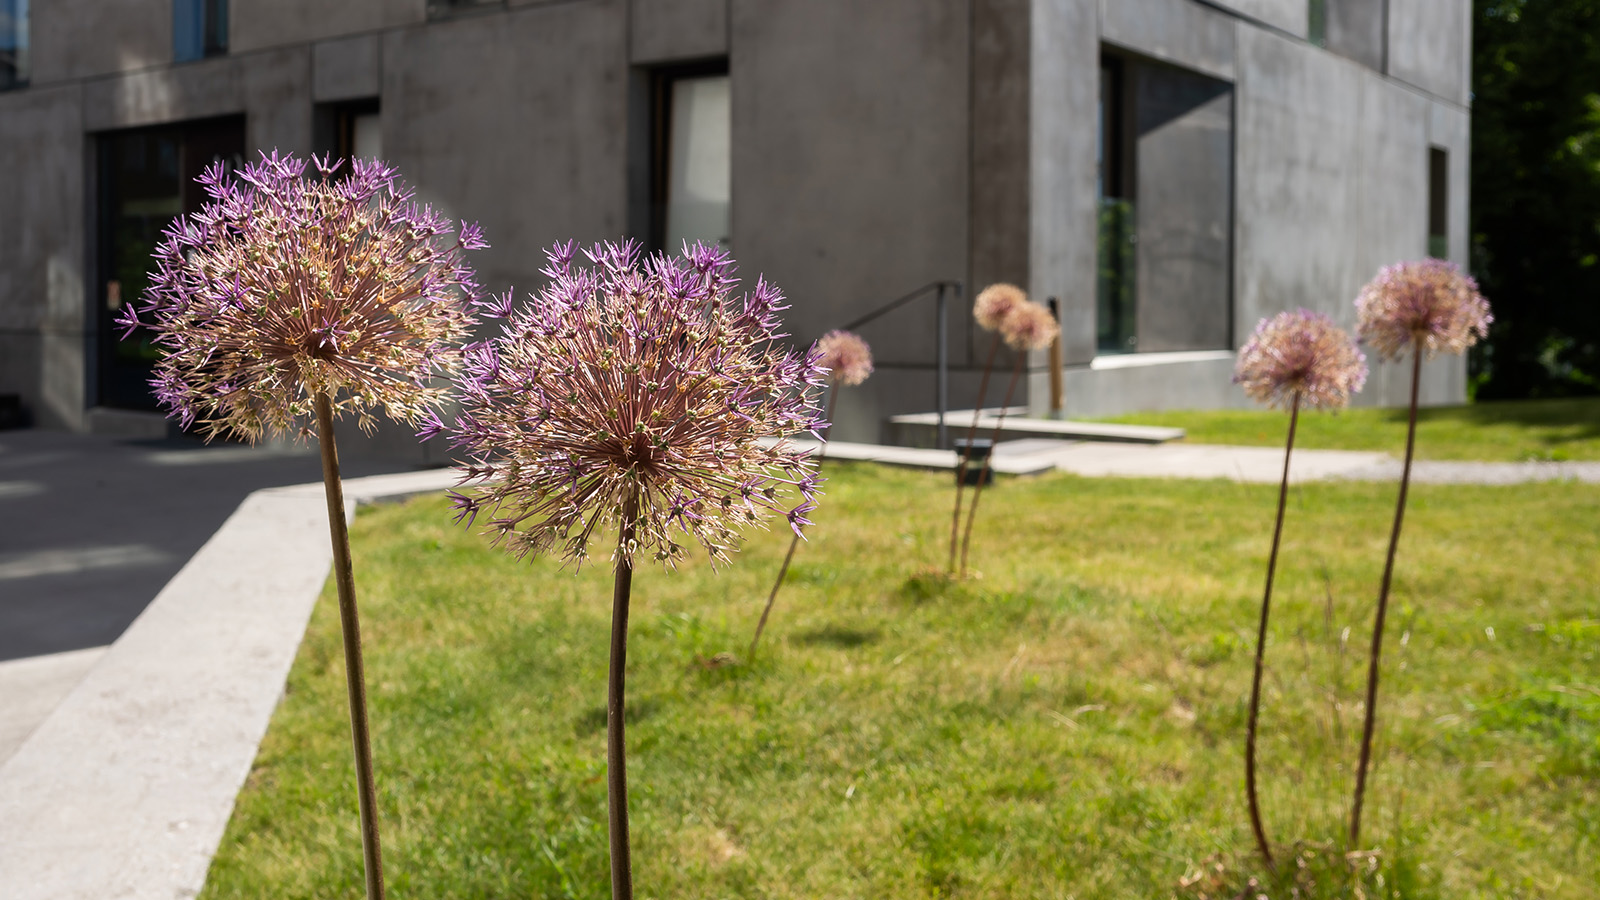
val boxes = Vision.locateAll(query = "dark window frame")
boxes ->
[644,57,730,255]
[0,0,29,91]
[174,0,229,63]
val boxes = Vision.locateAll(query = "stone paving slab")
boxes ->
[0,647,108,767]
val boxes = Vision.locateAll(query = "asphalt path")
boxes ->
[0,428,412,662]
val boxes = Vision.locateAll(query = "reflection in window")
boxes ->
[0,0,28,90]
[174,0,228,63]
[315,99,383,167]
[1309,0,1328,48]
[1428,147,1448,259]
[1097,59,1137,354]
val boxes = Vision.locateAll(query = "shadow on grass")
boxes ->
[793,625,882,649]
[896,568,960,605]
[575,697,662,735]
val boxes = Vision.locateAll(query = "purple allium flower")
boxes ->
[1235,310,1368,411]
[1355,259,1492,362]
[447,240,826,569]
[973,282,1027,332]
[1001,301,1059,351]
[814,329,874,386]
[116,151,484,440]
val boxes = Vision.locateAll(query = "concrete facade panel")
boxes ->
[230,0,426,53]
[1031,0,1099,366]
[1203,0,1306,36]
[0,84,86,429]
[970,0,1031,294]
[83,57,244,133]
[1235,28,1466,407]
[1387,0,1471,105]
[381,1,630,297]
[730,0,970,439]
[314,35,383,102]
[1102,0,1237,82]
[242,48,314,154]
[630,0,729,64]
[1324,0,1385,71]
[29,0,170,84]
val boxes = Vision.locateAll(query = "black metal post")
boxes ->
[936,284,949,449]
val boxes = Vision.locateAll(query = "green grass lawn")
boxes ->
[202,463,1599,899]
[1094,396,1600,461]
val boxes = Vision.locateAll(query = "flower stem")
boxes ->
[951,335,1001,573]
[750,383,839,659]
[1351,342,1423,849]
[1246,393,1299,874]
[313,392,386,900]
[607,487,641,900]
[959,353,1023,578]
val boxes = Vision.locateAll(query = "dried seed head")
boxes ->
[1235,309,1368,410]
[974,282,1027,332]
[815,330,874,386]
[115,151,484,441]
[445,240,826,570]
[1002,301,1059,351]
[1355,259,1492,361]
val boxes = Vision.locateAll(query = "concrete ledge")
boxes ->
[889,408,1185,447]
[782,437,1057,476]
[85,407,170,439]
[0,468,457,900]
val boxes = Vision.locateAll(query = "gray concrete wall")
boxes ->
[0,84,87,431]
[1204,0,1307,36]
[1387,0,1472,105]
[1324,0,1385,71]
[630,0,728,63]
[231,0,425,53]
[1102,0,1237,82]
[1030,0,1099,366]
[29,0,169,84]
[731,0,970,441]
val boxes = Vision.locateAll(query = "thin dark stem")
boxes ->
[951,335,1001,573]
[1246,393,1299,874]
[607,487,641,900]
[1351,342,1424,849]
[750,383,840,658]
[959,353,1023,577]
[313,392,386,900]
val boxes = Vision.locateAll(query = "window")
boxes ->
[174,0,228,63]
[1428,146,1448,259]
[1097,50,1234,356]
[646,61,730,253]
[0,0,28,90]
[1308,0,1328,48]
[315,99,383,165]
[427,0,504,18]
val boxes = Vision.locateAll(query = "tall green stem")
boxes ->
[314,392,386,900]
[959,353,1023,577]
[1350,342,1424,848]
[750,383,839,658]
[607,487,641,900]
[1245,393,1300,874]
[950,335,1001,573]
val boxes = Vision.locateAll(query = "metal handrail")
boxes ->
[835,279,963,448]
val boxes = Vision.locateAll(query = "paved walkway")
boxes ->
[2,434,1595,899]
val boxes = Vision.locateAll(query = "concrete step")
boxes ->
[888,408,1185,447]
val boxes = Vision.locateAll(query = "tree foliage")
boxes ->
[1471,0,1600,397]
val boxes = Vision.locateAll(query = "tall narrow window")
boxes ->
[649,62,730,253]
[0,0,28,90]
[1097,58,1136,354]
[174,0,228,63]
[1308,0,1328,48]
[1428,146,1449,259]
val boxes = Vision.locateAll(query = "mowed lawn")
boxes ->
[1094,396,1600,461]
[202,462,1599,898]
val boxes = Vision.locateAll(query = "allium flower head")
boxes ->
[447,240,826,569]
[116,151,484,440]
[815,329,874,386]
[1001,301,1059,351]
[974,282,1027,332]
[1235,309,1368,410]
[1355,259,1492,361]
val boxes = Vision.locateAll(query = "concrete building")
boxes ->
[0,0,1473,454]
